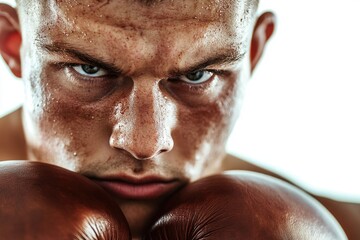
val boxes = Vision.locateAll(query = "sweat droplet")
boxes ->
[73,152,77,156]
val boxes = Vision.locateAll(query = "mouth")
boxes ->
[89,175,182,200]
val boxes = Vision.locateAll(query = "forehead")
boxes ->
[19,0,257,75]
[39,0,255,21]
[22,0,257,38]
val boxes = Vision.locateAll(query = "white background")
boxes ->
[1,0,360,202]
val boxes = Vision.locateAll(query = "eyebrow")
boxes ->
[170,51,245,76]
[38,41,124,74]
[38,41,244,76]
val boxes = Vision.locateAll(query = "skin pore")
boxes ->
[1,0,359,239]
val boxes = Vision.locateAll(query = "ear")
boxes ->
[0,4,22,78]
[250,12,276,73]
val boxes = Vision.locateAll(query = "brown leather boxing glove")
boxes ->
[144,171,347,240]
[0,160,131,240]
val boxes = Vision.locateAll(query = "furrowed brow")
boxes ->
[37,41,123,74]
[170,51,246,76]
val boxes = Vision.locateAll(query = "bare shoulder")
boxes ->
[222,154,287,181]
[0,108,27,160]
[223,154,360,240]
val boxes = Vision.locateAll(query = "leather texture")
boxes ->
[144,171,348,240]
[0,160,131,240]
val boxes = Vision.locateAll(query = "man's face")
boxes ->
[18,0,257,236]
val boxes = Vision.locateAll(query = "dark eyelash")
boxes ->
[209,69,229,76]
[56,62,104,71]
[170,69,226,80]
[56,63,118,77]
[166,70,228,94]
[50,63,120,87]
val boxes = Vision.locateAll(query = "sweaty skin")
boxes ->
[0,0,359,239]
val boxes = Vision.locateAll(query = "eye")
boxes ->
[72,64,109,77]
[178,70,214,84]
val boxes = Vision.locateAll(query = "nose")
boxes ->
[109,79,175,160]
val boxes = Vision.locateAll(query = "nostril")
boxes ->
[131,149,168,161]
[132,154,151,160]
[109,132,173,160]
[158,149,167,155]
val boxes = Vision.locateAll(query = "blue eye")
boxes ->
[179,71,214,84]
[72,65,108,77]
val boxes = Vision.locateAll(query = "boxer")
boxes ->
[0,0,359,238]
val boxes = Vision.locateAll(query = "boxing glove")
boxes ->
[144,170,347,240]
[0,160,131,240]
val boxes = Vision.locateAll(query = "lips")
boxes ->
[90,175,182,200]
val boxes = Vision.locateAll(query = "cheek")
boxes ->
[43,98,113,159]
[172,76,241,173]
[23,66,114,166]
